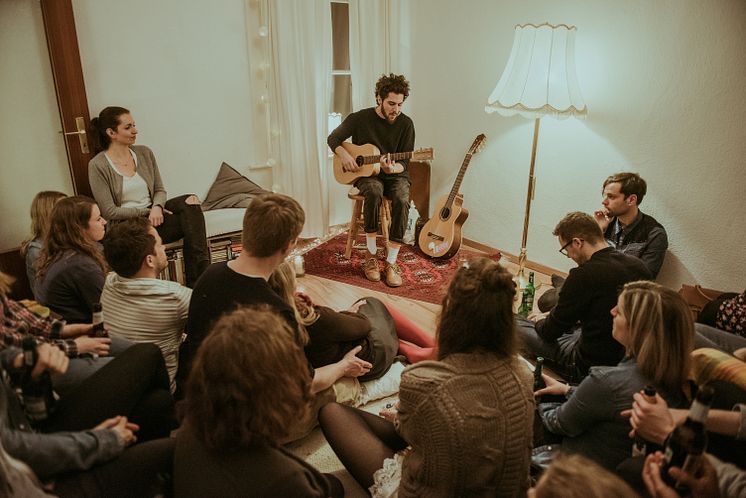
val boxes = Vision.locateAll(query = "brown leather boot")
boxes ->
[363,252,381,282]
[384,262,402,287]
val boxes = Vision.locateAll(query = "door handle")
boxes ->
[60,116,90,154]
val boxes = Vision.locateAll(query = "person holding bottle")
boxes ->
[88,106,209,287]
[534,281,692,470]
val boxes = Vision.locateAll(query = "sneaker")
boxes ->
[384,263,402,287]
[364,252,381,282]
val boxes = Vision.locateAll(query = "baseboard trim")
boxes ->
[463,238,567,278]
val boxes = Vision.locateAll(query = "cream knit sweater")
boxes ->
[397,352,534,498]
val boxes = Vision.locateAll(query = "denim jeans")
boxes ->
[157,194,210,287]
[356,176,410,244]
[515,315,588,383]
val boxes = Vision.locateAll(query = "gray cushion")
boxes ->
[201,162,268,211]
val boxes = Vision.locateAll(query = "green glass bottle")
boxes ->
[517,272,536,317]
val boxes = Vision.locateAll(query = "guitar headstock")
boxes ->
[468,134,487,155]
[412,147,434,161]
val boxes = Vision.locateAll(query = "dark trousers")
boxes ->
[44,344,176,442]
[54,437,175,498]
[157,195,209,287]
[515,316,588,383]
[356,175,410,244]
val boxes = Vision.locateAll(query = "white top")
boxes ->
[104,150,151,209]
[101,272,192,392]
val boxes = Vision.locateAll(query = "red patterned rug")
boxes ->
[303,233,502,305]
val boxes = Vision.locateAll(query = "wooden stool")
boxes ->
[345,188,392,259]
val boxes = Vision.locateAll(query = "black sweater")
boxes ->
[535,247,652,370]
[327,107,415,179]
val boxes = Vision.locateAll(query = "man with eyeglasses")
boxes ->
[517,211,651,382]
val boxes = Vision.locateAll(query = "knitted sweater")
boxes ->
[397,352,534,498]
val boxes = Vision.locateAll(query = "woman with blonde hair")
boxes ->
[530,454,639,498]
[269,261,435,379]
[21,191,67,298]
[319,258,534,497]
[536,280,693,470]
[175,306,343,497]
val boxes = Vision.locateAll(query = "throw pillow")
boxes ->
[201,162,268,211]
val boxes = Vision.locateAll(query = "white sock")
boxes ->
[386,245,400,265]
[366,234,378,255]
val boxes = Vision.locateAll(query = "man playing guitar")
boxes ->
[327,73,415,287]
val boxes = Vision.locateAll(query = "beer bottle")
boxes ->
[631,385,657,457]
[90,302,108,338]
[660,384,714,493]
[517,272,536,317]
[21,335,56,422]
[533,356,546,391]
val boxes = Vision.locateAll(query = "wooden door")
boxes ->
[41,0,93,197]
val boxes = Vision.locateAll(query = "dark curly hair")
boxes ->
[437,257,518,359]
[103,217,156,278]
[374,73,410,100]
[182,306,313,451]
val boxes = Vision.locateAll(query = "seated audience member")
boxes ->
[535,281,691,470]
[0,337,174,497]
[182,194,371,398]
[633,392,746,498]
[699,289,746,337]
[594,172,668,278]
[529,454,639,498]
[102,217,191,392]
[36,195,108,324]
[0,271,120,396]
[517,212,651,382]
[319,258,535,497]
[539,172,667,312]
[175,307,344,498]
[88,106,209,287]
[269,261,435,377]
[20,191,67,299]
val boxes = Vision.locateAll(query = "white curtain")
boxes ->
[267,0,332,238]
[348,0,412,112]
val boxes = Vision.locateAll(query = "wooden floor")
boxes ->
[296,236,555,335]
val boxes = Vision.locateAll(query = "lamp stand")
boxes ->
[517,117,541,284]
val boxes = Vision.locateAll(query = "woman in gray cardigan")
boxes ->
[88,106,208,286]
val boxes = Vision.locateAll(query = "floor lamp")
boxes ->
[485,22,587,282]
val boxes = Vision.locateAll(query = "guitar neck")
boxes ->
[445,154,473,207]
[361,151,414,165]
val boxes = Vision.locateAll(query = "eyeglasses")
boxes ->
[559,238,582,257]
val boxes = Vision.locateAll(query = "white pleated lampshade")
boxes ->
[485,23,587,119]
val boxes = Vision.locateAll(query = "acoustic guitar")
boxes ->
[333,142,434,185]
[418,134,486,259]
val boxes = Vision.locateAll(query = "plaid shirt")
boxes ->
[1,297,78,357]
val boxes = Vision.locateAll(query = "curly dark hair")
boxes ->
[182,306,313,451]
[374,73,410,100]
[437,257,517,359]
[103,217,156,278]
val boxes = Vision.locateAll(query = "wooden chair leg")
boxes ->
[345,198,363,259]
[381,199,391,249]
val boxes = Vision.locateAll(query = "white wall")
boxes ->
[72,0,272,198]
[407,0,746,290]
[0,0,74,252]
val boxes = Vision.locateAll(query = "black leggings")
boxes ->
[157,194,209,287]
[318,402,407,489]
[44,343,176,442]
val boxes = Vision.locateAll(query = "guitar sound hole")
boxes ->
[439,207,451,220]
[355,156,364,166]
